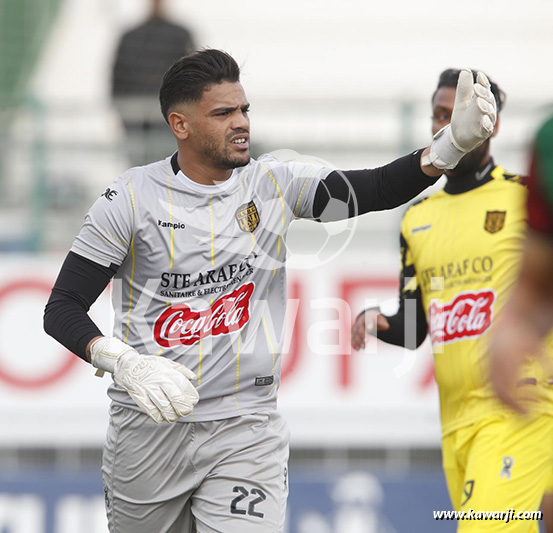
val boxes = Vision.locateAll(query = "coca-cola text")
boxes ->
[429,289,496,345]
[154,283,255,347]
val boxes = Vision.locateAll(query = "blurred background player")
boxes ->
[351,69,553,531]
[490,115,553,411]
[44,49,496,532]
[489,115,553,533]
[111,0,197,165]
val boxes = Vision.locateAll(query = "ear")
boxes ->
[168,111,189,141]
[491,114,500,139]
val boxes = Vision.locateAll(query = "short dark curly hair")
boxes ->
[433,68,506,113]
[159,49,241,123]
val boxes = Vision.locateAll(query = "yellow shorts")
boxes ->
[442,413,553,532]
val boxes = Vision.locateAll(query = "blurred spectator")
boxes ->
[111,0,196,165]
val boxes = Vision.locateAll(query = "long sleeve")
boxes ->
[377,229,428,349]
[44,252,117,361]
[312,150,439,221]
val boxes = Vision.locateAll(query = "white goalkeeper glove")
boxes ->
[89,337,199,423]
[423,69,497,170]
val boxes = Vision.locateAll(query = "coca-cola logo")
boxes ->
[429,289,496,345]
[154,282,255,347]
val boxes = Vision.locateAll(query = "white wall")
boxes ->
[34,0,553,106]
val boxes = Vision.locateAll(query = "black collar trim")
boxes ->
[444,158,495,195]
[170,152,180,175]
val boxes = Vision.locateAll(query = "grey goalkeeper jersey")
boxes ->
[71,154,331,421]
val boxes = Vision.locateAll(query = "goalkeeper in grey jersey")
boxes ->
[44,49,496,532]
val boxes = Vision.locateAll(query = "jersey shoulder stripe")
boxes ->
[403,194,434,216]
[490,165,526,186]
[401,190,447,228]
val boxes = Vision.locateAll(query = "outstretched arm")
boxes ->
[313,151,438,221]
[314,69,496,221]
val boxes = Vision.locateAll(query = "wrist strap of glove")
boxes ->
[90,337,136,377]
[422,125,466,170]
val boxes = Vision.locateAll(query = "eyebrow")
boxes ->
[210,104,250,114]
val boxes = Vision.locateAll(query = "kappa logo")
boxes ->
[235,200,260,232]
[101,188,118,201]
[412,223,432,234]
[158,219,186,230]
[484,211,506,234]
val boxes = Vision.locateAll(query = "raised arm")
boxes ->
[315,70,496,221]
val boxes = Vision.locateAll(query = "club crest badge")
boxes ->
[235,200,260,232]
[484,211,506,234]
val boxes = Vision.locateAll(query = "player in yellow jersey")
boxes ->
[351,69,553,531]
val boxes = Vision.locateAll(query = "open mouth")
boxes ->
[231,135,249,149]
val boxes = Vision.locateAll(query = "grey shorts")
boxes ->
[102,406,290,533]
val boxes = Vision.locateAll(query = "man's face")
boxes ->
[432,86,489,176]
[185,81,251,170]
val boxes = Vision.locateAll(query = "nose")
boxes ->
[231,111,249,131]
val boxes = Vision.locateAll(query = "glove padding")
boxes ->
[425,70,497,170]
[90,337,199,423]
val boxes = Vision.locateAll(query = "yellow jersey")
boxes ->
[394,161,553,436]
